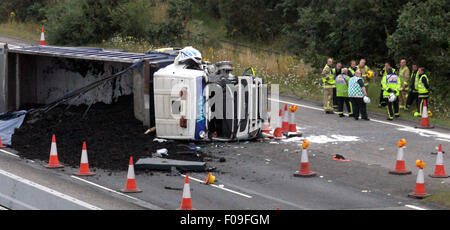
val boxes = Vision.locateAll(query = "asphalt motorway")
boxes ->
[1,94,449,210]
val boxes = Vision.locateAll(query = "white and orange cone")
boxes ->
[288,106,298,133]
[294,140,316,177]
[430,144,449,178]
[44,134,63,168]
[416,100,434,129]
[408,160,430,199]
[273,109,283,139]
[0,136,5,148]
[120,156,142,193]
[262,111,271,135]
[178,174,194,210]
[389,139,411,175]
[281,104,289,134]
[40,26,46,46]
[74,141,95,176]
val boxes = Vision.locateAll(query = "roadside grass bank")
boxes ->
[0,22,41,42]
[425,192,450,209]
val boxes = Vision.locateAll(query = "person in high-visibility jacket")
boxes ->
[322,58,335,114]
[332,62,342,110]
[348,70,369,120]
[348,60,357,77]
[381,68,401,120]
[414,67,432,117]
[379,62,396,107]
[357,59,372,92]
[406,64,419,111]
[335,68,353,117]
[398,59,410,110]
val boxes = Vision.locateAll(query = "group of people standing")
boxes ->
[321,58,431,121]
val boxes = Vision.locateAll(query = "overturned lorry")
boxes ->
[0,44,267,141]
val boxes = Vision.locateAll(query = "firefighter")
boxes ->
[322,58,335,114]
[332,62,342,110]
[415,67,432,117]
[357,59,372,93]
[406,64,419,111]
[348,70,369,120]
[381,68,401,120]
[348,60,357,77]
[379,62,396,107]
[335,68,353,117]
[398,59,410,110]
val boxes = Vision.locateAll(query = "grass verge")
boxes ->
[0,22,41,42]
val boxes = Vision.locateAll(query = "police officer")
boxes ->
[379,62,396,107]
[381,68,401,120]
[406,64,419,112]
[348,70,369,120]
[322,58,335,114]
[335,68,353,117]
[398,59,410,110]
[415,67,432,117]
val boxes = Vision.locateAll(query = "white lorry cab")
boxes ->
[153,47,267,141]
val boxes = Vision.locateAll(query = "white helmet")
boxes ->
[363,96,371,104]
[388,93,397,102]
[175,46,202,65]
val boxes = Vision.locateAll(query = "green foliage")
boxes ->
[387,0,450,103]
[167,0,193,23]
[0,0,50,22]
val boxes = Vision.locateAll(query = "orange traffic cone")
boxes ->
[408,160,430,199]
[294,140,316,177]
[74,142,95,176]
[40,26,46,46]
[281,104,289,134]
[288,106,298,133]
[416,100,434,129]
[389,139,411,175]
[44,134,63,168]
[430,144,449,178]
[120,156,142,193]
[0,136,5,148]
[178,174,194,210]
[273,109,283,139]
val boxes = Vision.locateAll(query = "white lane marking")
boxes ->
[405,204,427,210]
[71,175,142,201]
[0,149,20,158]
[0,169,101,210]
[181,174,253,199]
[270,98,450,140]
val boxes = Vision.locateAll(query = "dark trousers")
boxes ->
[350,97,367,120]
[379,89,386,106]
[406,91,419,110]
[418,96,429,115]
[385,98,399,119]
[332,88,338,109]
[336,97,353,115]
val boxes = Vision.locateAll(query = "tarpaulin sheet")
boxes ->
[0,110,27,146]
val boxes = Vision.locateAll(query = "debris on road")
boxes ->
[153,138,168,143]
[333,154,351,162]
[135,157,206,172]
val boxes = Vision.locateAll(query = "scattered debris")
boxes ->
[219,157,226,163]
[333,154,351,162]
[153,138,168,143]
[135,157,206,172]
[164,186,183,191]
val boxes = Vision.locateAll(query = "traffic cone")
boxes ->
[40,26,46,46]
[120,156,142,193]
[273,109,283,139]
[205,173,216,185]
[415,100,434,129]
[262,111,271,134]
[178,174,194,210]
[281,104,289,133]
[288,106,298,133]
[74,142,95,176]
[294,140,316,177]
[430,144,449,178]
[44,134,64,168]
[408,160,430,199]
[389,139,411,175]
[0,136,5,148]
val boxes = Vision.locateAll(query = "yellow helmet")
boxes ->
[367,70,374,79]
[428,110,432,117]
